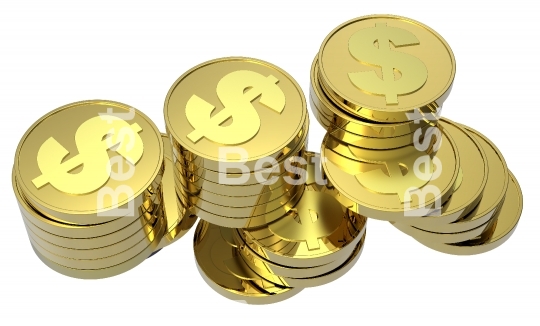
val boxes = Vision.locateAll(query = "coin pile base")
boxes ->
[13,101,172,278]
[310,15,522,254]
[193,152,368,304]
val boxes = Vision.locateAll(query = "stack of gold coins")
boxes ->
[193,152,367,304]
[164,57,309,230]
[164,58,368,303]
[154,134,198,252]
[13,100,167,278]
[391,124,523,255]
[311,15,522,254]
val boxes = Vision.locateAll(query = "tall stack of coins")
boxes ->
[13,100,167,278]
[164,58,368,303]
[311,15,522,254]
[164,57,309,230]
[192,152,367,304]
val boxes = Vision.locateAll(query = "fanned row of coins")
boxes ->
[13,101,196,278]
[164,58,367,304]
[311,15,523,254]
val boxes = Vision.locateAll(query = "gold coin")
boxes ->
[415,172,522,255]
[193,220,302,304]
[164,57,307,172]
[175,159,301,198]
[172,118,309,174]
[29,214,165,269]
[156,134,197,250]
[239,233,365,288]
[321,127,459,221]
[239,174,367,267]
[391,212,498,243]
[233,213,365,278]
[318,15,455,122]
[24,204,162,260]
[173,153,299,187]
[176,176,296,208]
[179,181,303,214]
[408,125,508,233]
[310,56,434,137]
[22,199,161,251]
[325,120,432,149]
[172,115,308,164]
[28,210,165,278]
[14,169,163,246]
[29,218,163,279]
[171,124,307,173]
[398,118,488,226]
[14,100,164,224]
[180,185,306,229]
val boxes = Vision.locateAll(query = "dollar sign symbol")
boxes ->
[31,115,144,195]
[185,70,286,145]
[347,145,433,203]
[268,191,343,250]
[348,22,428,105]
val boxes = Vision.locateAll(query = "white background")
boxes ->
[0,0,538,324]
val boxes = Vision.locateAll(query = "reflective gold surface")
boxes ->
[408,125,508,233]
[391,214,498,243]
[310,15,522,258]
[238,233,366,288]
[13,100,167,278]
[29,218,164,279]
[10,13,526,297]
[179,182,303,215]
[194,221,302,304]
[16,179,162,243]
[321,127,459,221]
[310,57,433,138]
[239,189,367,267]
[415,172,522,255]
[176,177,297,207]
[28,214,164,267]
[396,118,488,226]
[182,185,306,229]
[156,134,197,250]
[165,57,307,172]
[15,100,164,224]
[165,58,310,229]
[318,15,455,122]
[174,161,300,198]
[22,199,162,251]
[172,118,309,175]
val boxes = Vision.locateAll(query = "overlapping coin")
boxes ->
[310,14,522,254]
[194,152,367,303]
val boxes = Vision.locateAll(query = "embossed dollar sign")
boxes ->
[268,191,343,250]
[346,144,437,204]
[185,70,286,145]
[348,22,428,105]
[32,115,144,195]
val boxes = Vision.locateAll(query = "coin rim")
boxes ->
[14,99,164,216]
[164,56,307,163]
[317,14,456,115]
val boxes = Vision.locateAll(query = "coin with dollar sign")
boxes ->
[238,188,366,268]
[14,100,165,225]
[318,14,455,122]
[321,128,460,221]
[164,57,308,172]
